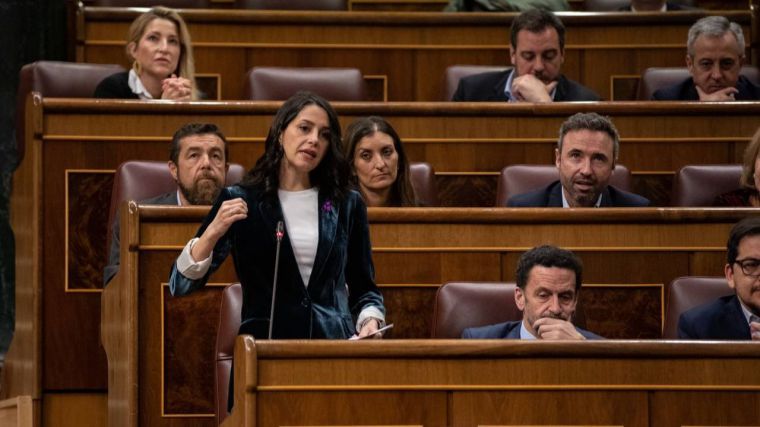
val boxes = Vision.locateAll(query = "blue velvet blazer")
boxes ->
[169,185,384,339]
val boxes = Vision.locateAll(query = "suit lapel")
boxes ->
[489,69,513,101]
[547,182,564,207]
[599,188,613,207]
[308,191,338,288]
[724,296,752,339]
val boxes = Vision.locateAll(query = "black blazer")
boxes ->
[678,294,751,340]
[462,320,602,339]
[93,71,140,99]
[652,75,760,101]
[451,69,600,102]
[169,185,384,339]
[104,191,178,286]
[507,180,650,207]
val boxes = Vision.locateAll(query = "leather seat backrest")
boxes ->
[16,61,125,168]
[495,164,632,207]
[663,276,732,338]
[409,162,438,206]
[107,160,247,250]
[444,65,509,101]
[215,283,242,425]
[236,0,347,9]
[584,0,694,10]
[431,282,520,338]
[88,0,211,6]
[638,66,760,100]
[244,67,367,101]
[671,164,743,207]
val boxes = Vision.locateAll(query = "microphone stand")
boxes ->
[268,221,284,339]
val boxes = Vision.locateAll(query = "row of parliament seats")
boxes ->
[81,0,735,11]
[109,160,744,211]
[108,160,438,228]
[213,275,733,424]
[496,163,744,207]
[445,65,760,101]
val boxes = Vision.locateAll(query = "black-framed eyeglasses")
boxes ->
[733,258,760,277]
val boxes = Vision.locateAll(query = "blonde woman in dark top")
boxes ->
[714,128,760,207]
[94,6,197,100]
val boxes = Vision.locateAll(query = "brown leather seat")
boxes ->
[431,282,520,338]
[236,0,347,9]
[244,67,367,101]
[495,164,632,207]
[89,0,211,6]
[444,65,509,101]
[107,160,247,250]
[584,0,694,10]
[16,61,125,169]
[663,276,732,338]
[409,162,438,206]
[583,0,629,9]
[638,66,760,100]
[671,164,742,207]
[215,283,242,425]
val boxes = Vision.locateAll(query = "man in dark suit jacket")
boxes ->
[652,16,760,101]
[451,9,599,102]
[507,112,650,207]
[677,217,760,340]
[462,245,602,340]
[104,123,229,285]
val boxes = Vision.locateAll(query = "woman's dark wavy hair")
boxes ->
[343,116,417,207]
[240,91,350,201]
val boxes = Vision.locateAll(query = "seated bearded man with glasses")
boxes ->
[678,217,760,340]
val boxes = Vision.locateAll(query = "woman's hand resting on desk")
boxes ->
[161,74,193,101]
[191,198,247,262]
[357,318,382,339]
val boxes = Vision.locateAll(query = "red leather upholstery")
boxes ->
[89,0,211,6]
[663,276,732,338]
[409,162,438,207]
[107,160,247,250]
[215,283,242,425]
[638,66,760,100]
[495,164,632,207]
[671,164,742,207]
[244,67,367,101]
[236,0,347,9]
[444,65,509,101]
[431,282,520,338]
[16,61,125,168]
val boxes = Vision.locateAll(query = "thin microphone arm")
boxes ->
[268,221,285,339]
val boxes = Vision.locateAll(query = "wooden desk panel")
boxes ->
[220,339,760,427]
[76,8,752,101]
[93,206,753,427]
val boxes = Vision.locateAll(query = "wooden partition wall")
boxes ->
[7,96,760,416]
[95,204,753,427]
[76,8,753,101]
[220,338,760,427]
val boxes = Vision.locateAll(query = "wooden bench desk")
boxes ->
[95,204,753,426]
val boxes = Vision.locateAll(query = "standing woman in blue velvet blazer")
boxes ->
[169,91,385,339]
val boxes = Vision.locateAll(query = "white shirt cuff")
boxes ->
[176,237,213,280]
[356,306,385,331]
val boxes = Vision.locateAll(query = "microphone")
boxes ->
[268,221,285,339]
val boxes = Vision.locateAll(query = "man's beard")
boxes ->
[178,174,223,205]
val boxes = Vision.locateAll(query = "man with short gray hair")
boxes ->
[507,113,649,207]
[653,16,760,101]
